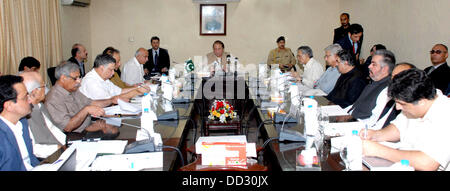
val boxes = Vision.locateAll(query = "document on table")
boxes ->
[104,99,141,116]
[324,121,364,137]
[319,105,349,116]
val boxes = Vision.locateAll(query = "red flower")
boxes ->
[220,109,225,114]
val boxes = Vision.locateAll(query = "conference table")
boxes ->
[43,73,357,171]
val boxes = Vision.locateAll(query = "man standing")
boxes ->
[122,48,148,86]
[267,36,296,72]
[144,36,170,77]
[333,13,351,44]
[336,23,364,65]
[424,44,449,93]
[326,50,367,108]
[68,43,88,77]
[80,54,149,100]
[0,75,40,171]
[361,69,450,171]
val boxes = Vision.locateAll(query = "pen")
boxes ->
[364,124,368,139]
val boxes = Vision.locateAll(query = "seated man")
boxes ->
[359,44,386,83]
[18,57,41,73]
[80,54,149,100]
[103,47,135,89]
[45,62,119,134]
[361,69,450,171]
[267,36,296,72]
[424,44,449,93]
[293,46,324,88]
[20,72,65,159]
[144,36,171,77]
[346,49,395,128]
[326,49,367,108]
[122,48,148,86]
[373,62,416,130]
[0,75,40,171]
[205,40,231,74]
[313,44,343,94]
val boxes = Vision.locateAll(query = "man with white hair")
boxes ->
[121,48,148,85]
[294,46,324,88]
[80,54,149,100]
[19,72,65,159]
[313,44,343,94]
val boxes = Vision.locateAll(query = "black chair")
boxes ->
[47,67,57,86]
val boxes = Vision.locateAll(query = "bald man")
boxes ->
[20,72,65,159]
[122,48,149,85]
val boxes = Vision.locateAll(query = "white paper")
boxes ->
[303,89,327,96]
[324,121,364,137]
[320,105,349,117]
[90,152,163,171]
[118,99,141,113]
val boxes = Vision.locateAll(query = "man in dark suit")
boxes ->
[144,36,170,78]
[333,13,351,44]
[0,75,40,171]
[424,44,449,93]
[336,23,364,68]
[326,50,367,108]
[68,43,88,77]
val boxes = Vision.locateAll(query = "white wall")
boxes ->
[60,0,450,71]
[60,4,91,67]
[62,0,340,72]
[340,0,450,69]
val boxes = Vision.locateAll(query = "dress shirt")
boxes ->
[45,84,93,133]
[267,48,296,70]
[152,48,160,68]
[110,71,133,89]
[348,34,358,54]
[391,90,450,171]
[80,69,122,100]
[121,57,146,85]
[301,58,324,88]
[314,66,341,94]
[0,116,33,170]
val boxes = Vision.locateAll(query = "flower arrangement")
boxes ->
[208,100,237,123]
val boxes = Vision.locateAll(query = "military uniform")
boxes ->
[267,48,296,72]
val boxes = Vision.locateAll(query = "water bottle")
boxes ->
[390,160,415,171]
[303,97,319,136]
[348,130,363,170]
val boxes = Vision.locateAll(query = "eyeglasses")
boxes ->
[430,50,447,55]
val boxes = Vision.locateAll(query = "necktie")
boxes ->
[353,42,356,54]
[427,67,435,75]
[154,51,158,71]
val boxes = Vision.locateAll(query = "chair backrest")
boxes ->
[47,67,57,86]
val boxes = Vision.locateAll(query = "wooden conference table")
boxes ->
[43,74,355,171]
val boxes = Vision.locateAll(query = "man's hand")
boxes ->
[161,67,168,73]
[85,105,105,117]
[137,85,150,94]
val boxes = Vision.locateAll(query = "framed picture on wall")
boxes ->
[200,4,226,36]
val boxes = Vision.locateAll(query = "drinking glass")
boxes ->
[339,146,353,171]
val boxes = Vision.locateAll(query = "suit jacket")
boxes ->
[336,35,363,66]
[27,104,61,145]
[0,118,40,171]
[326,67,367,108]
[424,62,450,93]
[144,48,170,75]
[68,57,86,77]
[333,26,349,44]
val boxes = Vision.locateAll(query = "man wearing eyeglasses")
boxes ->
[0,75,40,171]
[425,44,449,94]
[45,61,119,134]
